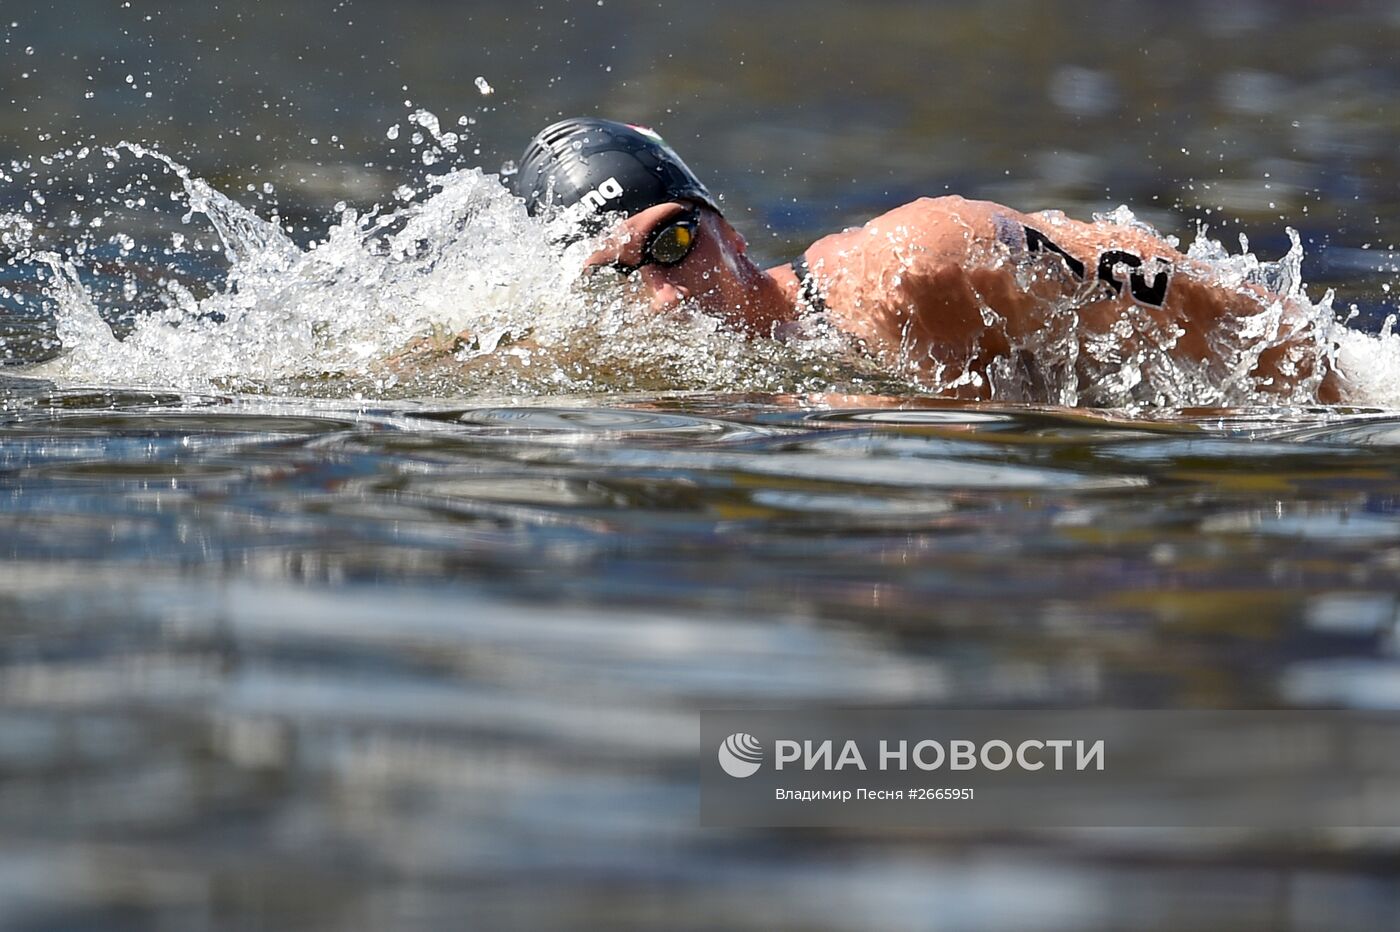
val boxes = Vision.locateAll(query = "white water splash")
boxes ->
[1337,314,1400,407]
[1174,219,1400,408]
[23,144,575,389]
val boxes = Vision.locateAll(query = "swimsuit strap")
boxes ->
[790,255,827,314]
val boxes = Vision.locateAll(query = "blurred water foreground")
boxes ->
[3,1,1400,929]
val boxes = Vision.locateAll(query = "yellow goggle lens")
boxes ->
[646,216,698,266]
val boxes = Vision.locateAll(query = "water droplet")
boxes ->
[475,76,494,96]
[386,124,399,140]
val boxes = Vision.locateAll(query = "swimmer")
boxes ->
[511,117,1345,403]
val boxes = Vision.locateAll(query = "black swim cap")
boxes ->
[511,118,720,231]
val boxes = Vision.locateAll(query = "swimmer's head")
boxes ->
[514,118,776,324]
[510,118,720,233]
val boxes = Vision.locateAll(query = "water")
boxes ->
[5,1,1400,928]
[4,383,1400,929]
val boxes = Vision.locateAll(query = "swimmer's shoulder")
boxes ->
[876,195,1013,227]
[798,195,1027,284]
[809,198,1017,260]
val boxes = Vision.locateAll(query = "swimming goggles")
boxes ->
[614,208,700,275]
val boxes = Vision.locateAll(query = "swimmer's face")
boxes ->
[584,202,752,317]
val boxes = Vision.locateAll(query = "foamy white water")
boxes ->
[29,143,581,388]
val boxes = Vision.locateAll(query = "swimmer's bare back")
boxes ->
[776,196,1342,402]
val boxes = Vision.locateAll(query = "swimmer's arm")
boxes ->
[998,208,1344,400]
[809,196,1342,400]
[793,198,1026,389]
[385,327,477,369]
